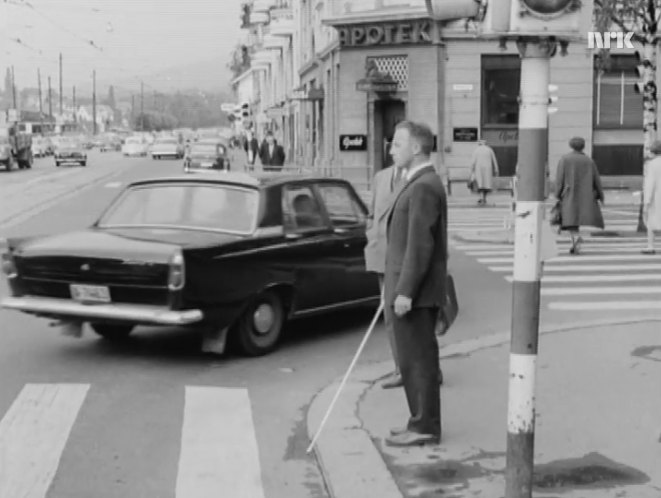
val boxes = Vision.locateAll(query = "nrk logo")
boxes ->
[587,32,635,49]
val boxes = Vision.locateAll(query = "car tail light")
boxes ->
[0,239,17,278]
[168,249,185,290]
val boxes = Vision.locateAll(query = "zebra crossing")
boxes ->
[0,383,266,498]
[450,205,661,312]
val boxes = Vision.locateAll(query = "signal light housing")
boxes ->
[168,250,185,291]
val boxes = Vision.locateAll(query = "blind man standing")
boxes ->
[383,121,447,447]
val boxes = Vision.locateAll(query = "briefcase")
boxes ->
[437,274,459,336]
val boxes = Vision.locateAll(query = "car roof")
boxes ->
[127,172,353,190]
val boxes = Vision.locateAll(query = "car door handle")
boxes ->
[285,232,303,240]
[333,227,350,234]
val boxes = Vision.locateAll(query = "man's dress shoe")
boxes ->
[385,430,440,447]
[381,373,403,389]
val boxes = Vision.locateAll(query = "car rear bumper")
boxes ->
[1,296,204,325]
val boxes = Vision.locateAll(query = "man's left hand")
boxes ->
[394,295,412,317]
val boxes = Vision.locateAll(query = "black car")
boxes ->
[184,139,230,172]
[0,173,380,356]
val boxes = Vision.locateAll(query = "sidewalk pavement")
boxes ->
[307,317,661,498]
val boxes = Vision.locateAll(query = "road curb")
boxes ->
[0,167,127,231]
[306,315,661,498]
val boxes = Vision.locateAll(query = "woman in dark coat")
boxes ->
[554,137,605,254]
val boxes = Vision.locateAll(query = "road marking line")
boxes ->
[548,301,661,310]
[541,286,661,296]
[467,246,655,256]
[0,383,89,498]
[505,274,661,283]
[489,264,661,273]
[478,254,661,263]
[176,386,265,498]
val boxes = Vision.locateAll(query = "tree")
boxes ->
[594,0,659,229]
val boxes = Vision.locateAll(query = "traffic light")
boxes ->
[548,84,559,114]
[508,0,591,37]
[241,102,251,119]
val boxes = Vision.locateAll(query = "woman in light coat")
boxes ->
[554,137,605,255]
[470,140,499,205]
[642,139,661,254]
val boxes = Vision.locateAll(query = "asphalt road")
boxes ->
[0,151,402,498]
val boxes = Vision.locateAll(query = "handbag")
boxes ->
[467,177,478,193]
[436,274,459,336]
[550,200,562,226]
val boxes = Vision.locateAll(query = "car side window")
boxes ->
[316,184,367,227]
[282,185,326,231]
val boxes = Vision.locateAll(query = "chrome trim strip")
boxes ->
[0,297,203,325]
[292,295,380,318]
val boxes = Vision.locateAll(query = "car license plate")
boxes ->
[70,284,111,303]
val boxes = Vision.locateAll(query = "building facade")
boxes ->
[236,0,652,188]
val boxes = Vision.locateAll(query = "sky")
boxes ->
[1,0,244,98]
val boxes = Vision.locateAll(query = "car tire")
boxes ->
[90,324,134,341]
[55,161,60,167]
[81,161,87,166]
[233,290,285,356]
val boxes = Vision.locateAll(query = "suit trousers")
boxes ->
[385,304,441,437]
[378,274,399,372]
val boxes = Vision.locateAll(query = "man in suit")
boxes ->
[365,162,406,389]
[244,131,259,171]
[383,121,447,447]
[259,131,286,171]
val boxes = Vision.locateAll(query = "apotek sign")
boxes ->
[338,20,435,47]
[339,134,367,151]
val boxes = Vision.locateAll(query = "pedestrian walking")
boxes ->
[365,163,406,389]
[642,139,661,254]
[554,137,605,255]
[469,139,499,205]
[382,121,447,447]
[244,131,259,170]
[259,131,286,172]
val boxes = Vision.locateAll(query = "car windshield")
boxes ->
[97,183,259,234]
[190,144,220,155]
[156,138,177,145]
[126,137,142,145]
[59,138,79,147]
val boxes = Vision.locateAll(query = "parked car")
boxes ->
[54,137,87,167]
[121,136,149,157]
[151,136,184,160]
[0,173,380,356]
[183,139,230,172]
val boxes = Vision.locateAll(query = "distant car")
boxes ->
[184,139,230,172]
[54,138,87,167]
[151,137,184,160]
[121,137,149,157]
[31,136,49,157]
[0,173,380,356]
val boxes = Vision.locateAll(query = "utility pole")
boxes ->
[92,70,97,135]
[59,52,63,116]
[11,66,17,109]
[504,38,556,498]
[38,68,43,116]
[140,81,144,131]
[73,85,77,125]
[48,76,53,118]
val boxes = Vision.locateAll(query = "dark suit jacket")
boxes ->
[384,165,448,309]
[259,141,286,166]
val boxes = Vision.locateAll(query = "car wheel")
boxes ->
[233,290,285,356]
[81,161,87,166]
[90,324,134,341]
[55,161,60,167]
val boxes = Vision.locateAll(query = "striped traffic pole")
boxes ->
[505,38,555,498]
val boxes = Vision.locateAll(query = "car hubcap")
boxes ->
[253,303,275,335]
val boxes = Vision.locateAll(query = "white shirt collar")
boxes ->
[406,161,433,181]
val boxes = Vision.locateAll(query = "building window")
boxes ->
[481,55,520,127]
[366,55,409,91]
[593,55,642,129]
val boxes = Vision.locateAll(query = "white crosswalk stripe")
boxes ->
[449,204,661,312]
[0,384,266,497]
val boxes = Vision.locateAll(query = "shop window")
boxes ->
[481,55,520,127]
[593,55,643,129]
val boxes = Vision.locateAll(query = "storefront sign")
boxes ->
[338,20,434,47]
[339,134,367,151]
[452,84,474,92]
[453,127,478,142]
[482,129,519,145]
[356,80,399,92]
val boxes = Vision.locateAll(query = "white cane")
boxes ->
[306,299,385,454]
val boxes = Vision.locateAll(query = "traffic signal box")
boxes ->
[425,0,592,39]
